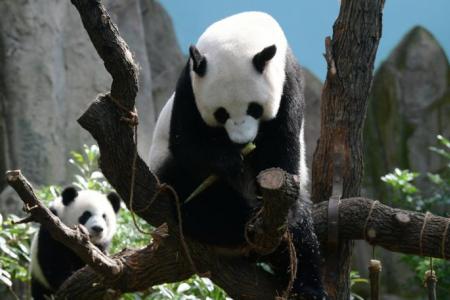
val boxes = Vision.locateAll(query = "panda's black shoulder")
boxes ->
[281,47,305,117]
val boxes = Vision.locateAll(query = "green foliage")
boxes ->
[128,276,231,300]
[0,213,35,298]
[401,256,450,297]
[36,185,62,204]
[381,135,450,299]
[350,271,368,300]
[69,144,111,193]
[381,168,419,196]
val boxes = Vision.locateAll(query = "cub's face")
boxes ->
[50,187,121,247]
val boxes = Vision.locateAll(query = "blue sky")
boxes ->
[161,0,450,80]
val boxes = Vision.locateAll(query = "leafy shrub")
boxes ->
[0,213,35,299]
[381,135,450,299]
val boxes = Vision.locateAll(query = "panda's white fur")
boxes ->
[30,232,51,289]
[191,11,287,144]
[149,11,289,163]
[149,17,307,195]
[148,10,309,203]
[52,190,118,245]
[30,189,119,297]
[149,93,173,171]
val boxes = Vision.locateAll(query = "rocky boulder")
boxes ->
[364,26,450,198]
[0,0,184,190]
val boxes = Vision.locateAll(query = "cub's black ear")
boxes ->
[253,44,277,73]
[61,186,78,206]
[107,192,121,214]
[189,45,207,76]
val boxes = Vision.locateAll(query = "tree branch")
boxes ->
[313,198,450,259]
[70,0,138,110]
[7,170,450,300]
[6,169,284,299]
[311,0,385,297]
[246,168,299,255]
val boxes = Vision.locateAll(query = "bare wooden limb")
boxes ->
[245,168,299,255]
[70,0,138,111]
[311,0,385,297]
[368,259,381,300]
[424,270,437,300]
[8,167,450,299]
[6,169,282,300]
[313,198,450,259]
[323,37,336,76]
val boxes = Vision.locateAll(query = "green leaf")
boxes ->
[0,237,18,260]
[352,278,369,284]
[17,242,29,255]
[90,171,104,179]
[70,152,84,164]
[74,175,88,188]
[0,269,12,287]
[176,283,191,293]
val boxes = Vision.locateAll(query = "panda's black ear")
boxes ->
[189,45,207,76]
[61,186,78,206]
[253,44,277,73]
[107,192,121,214]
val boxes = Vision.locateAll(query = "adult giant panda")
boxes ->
[30,187,121,300]
[149,12,326,299]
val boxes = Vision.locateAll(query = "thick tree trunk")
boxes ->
[311,0,385,298]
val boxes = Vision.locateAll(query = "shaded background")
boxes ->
[0,0,449,299]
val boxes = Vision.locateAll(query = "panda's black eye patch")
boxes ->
[247,102,263,119]
[214,107,229,124]
[78,211,92,225]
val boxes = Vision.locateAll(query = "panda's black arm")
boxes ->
[255,114,301,175]
[254,61,304,176]
[169,65,244,177]
[169,125,244,178]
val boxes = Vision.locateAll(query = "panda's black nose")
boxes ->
[92,226,103,233]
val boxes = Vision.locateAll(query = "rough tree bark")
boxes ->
[6,0,449,300]
[311,0,385,298]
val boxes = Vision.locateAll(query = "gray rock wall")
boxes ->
[0,0,184,188]
[364,26,450,199]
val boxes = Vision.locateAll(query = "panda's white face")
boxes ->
[190,11,287,144]
[50,188,120,247]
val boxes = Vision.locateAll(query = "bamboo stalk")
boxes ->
[185,143,256,203]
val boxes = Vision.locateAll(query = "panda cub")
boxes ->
[149,11,326,299]
[30,187,121,300]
